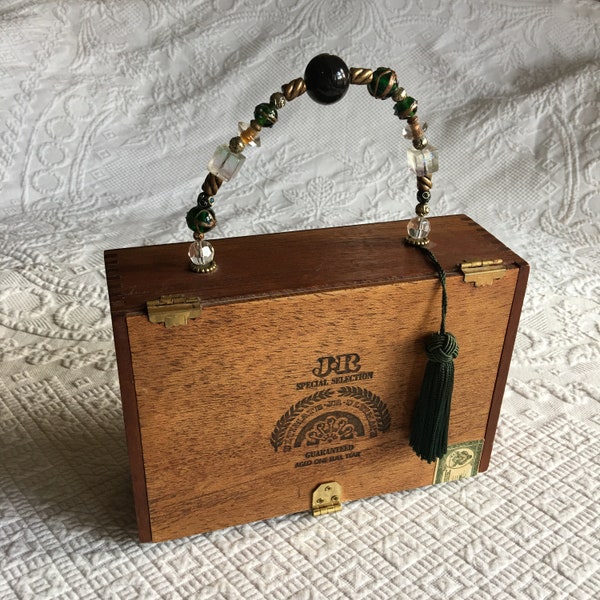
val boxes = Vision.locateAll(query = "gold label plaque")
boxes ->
[434,440,484,484]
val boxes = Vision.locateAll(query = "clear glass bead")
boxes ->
[402,121,428,140]
[407,145,439,176]
[407,217,431,240]
[208,144,245,181]
[238,122,261,147]
[188,239,215,266]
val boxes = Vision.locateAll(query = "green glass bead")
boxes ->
[254,103,278,128]
[186,206,217,233]
[394,96,418,119]
[367,67,398,99]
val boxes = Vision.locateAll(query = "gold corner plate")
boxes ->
[312,482,343,517]
[460,259,506,287]
[433,440,484,484]
[147,294,202,327]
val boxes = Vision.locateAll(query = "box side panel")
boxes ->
[479,261,530,472]
[106,251,152,542]
[127,268,518,541]
[111,315,152,542]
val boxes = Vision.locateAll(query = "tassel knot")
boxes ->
[425,332,459,364]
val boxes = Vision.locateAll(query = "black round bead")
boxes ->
[196,192,214,209]
[304,54,350,105]
[417,190,431,203]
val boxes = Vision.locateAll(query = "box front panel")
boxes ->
[127,270,517,540]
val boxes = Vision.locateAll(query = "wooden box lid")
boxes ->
[105,215,527,315]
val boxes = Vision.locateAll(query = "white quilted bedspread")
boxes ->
[1,1,599,598]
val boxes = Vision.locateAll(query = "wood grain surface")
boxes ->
[105,215,528,541]
[105,215,526,316]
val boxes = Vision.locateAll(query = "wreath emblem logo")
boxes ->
[270,386,391,453]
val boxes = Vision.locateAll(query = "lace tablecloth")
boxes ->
[1,1,599,598]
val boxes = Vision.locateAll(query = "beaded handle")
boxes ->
[186,54,439,273]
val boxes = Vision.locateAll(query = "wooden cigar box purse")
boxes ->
[105,55,528,542]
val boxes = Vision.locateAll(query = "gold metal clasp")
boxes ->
[147,294,202,327]
[312,482,343,517]
[460,259,506,287]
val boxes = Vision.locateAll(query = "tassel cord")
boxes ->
[418,246,448,335]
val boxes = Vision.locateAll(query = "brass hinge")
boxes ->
[460,259,506,287]
[146,294,202,327]
[312,482,343,517]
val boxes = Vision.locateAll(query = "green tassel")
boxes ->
[409,247,459,463]
[410,332,459,462]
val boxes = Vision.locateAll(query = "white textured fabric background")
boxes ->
[1,1,599,598]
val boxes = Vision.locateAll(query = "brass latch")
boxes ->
[312,482,343,517]
[460,259,506,287]
[147,295,202,327]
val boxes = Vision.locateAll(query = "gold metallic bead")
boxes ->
[229,136,245,153]
[415,203,430,216]
[349,67,373,85]
[413,136,428,150]
[193,231,205,241]
[270,92,286,109]
[281,78,306,101]
[249,119,262,131]
[392,86,407,102]
[406,115,425,139]
[416,175,432,192]
[202,173,223,196]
